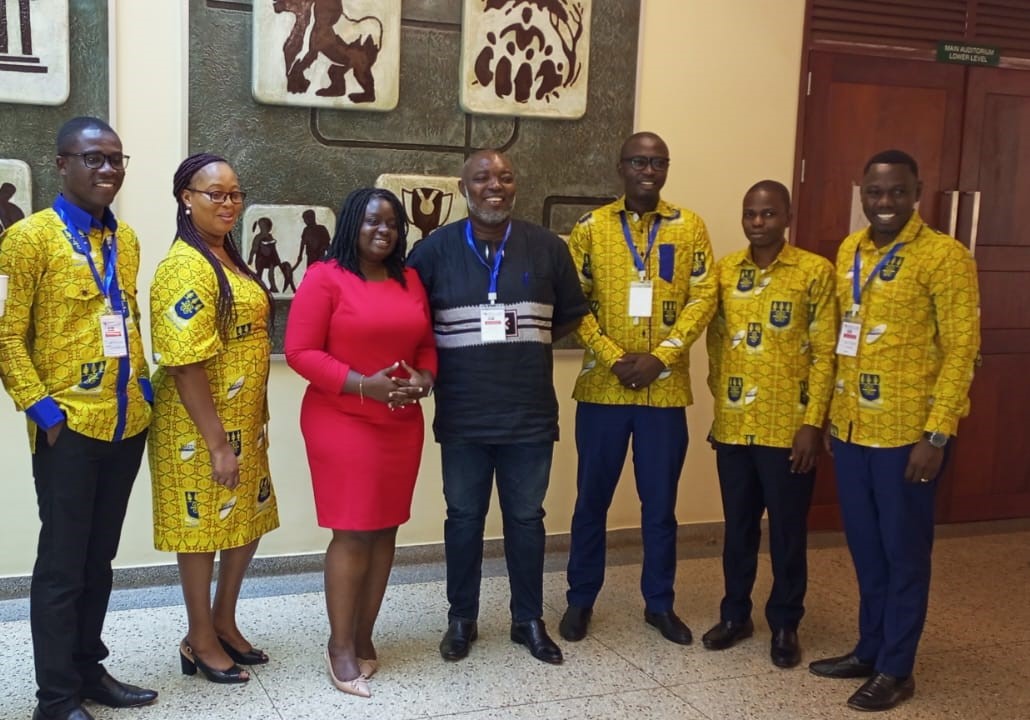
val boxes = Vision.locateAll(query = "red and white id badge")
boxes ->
[628,280,653,317]
[100,314,128,357]
[480,304,506,343]
[836,320,861,357]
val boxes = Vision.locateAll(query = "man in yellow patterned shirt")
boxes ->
[703,181,836,669]
[559,132,717,645]
[809,150,980,712]
[0,118,156,720]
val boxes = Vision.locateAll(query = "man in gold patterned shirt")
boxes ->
[809,150,980,712]
[559,132,717,645]
[703,181,836,668]
[0,118,156,720]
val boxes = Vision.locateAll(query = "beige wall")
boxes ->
[0,0,805,577]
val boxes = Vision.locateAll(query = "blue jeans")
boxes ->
[441,442,553,623]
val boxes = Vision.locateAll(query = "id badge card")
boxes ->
[628,280,653,317]
[480,304,506,343]
[836,320,861,357]
[100,314,129,357]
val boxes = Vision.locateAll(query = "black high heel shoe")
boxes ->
[179,641,250,683]
[218,637,270,666]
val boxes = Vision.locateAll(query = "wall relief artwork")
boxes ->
[0,0,70,105]
[0,159,31,232]
[374,174,467,244]
[460,0,591,119]
[252,0,401,111]
[239,204,336,299]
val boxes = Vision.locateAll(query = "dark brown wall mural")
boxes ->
[190,0,640,351]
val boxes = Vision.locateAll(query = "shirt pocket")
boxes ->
[658,244,675,283]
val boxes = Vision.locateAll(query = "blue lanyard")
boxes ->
[852,241,904,307]
[619,211,661,279]
[57,208,118,309]
[465,219,512,304]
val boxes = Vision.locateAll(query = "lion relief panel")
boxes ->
[252,0,401,111]
[460,0,592,120]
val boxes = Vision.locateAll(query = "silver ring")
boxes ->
[630,383,637,389]
[919,477,930,483]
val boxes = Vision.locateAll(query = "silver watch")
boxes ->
[924,431,948,448]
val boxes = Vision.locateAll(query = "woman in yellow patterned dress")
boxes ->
[149,153,278,684]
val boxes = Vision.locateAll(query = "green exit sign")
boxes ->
[936,41,1000,66]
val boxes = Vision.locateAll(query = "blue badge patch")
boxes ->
[737,269,755,292]
[175,290,205,320]
[79,360,106,390]
[769,301,793,328]
[728,376,743,403]
[879,256,904,281]
[746,322,762,348]
[663,301,677,326]
[860,373,880,401]
[235,323,252,339]
[227,429,242,456]
[258,477,272,504]
[691,251,707,277]
[184,491,200,522]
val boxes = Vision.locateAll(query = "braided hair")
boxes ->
[172,153,271,342]
[326,188,408,287]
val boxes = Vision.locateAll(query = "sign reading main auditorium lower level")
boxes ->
[936,41,1000,66]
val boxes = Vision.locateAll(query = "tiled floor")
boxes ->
[1,526,1028,719]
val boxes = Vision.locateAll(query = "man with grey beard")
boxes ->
[407,149,588,665]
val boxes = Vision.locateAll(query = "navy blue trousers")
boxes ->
[832,439,937,678]
[441,442,553,623]
[566,402,687,612]
[714,442,815,631]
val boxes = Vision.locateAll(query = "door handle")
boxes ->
[939,190,959,236]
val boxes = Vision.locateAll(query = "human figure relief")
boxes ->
[248,216,283,292]
[272,0,383,102]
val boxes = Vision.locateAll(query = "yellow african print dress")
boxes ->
[149,239,279,552]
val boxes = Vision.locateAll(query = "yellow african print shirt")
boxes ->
[148,239,278,552]
[0,202,151,448]
[569,196,717,407]
[707,243,837,448]
[829,212,980,447]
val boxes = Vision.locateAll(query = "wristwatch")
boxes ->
[924,431,948,448]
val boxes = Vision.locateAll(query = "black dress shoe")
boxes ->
[644,610,693,645]
[701,618,754,650]
[511,619,563,664]
[809,652,875,678]
[559,605,593,642]
[847,673,915,711]
[770,628,801,668]
[81,671,158,708]
[32,705,95,720]
[439,619,478,661]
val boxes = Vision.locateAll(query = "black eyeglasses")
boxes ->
[59,152,130,170]
[187,188,247,205]
[621,156,670,171]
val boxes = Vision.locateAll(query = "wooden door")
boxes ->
[937,67,1030,522]
[794,51,966,529]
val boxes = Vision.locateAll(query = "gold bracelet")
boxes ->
[358,375,365,404]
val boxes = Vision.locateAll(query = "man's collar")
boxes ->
[613,196,680,221]
[735,241,798,267]
[53,194,118,234]
[861,211,925,252]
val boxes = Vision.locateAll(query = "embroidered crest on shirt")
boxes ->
[737,268,755,292]
[78,360,106,391]
[769,301,793,328]
[859,373,881,402]
[746,322,763,348]
[168,289,205,329]
[691,251,706,277]
[879,255,905,281]
[728,376,743,403]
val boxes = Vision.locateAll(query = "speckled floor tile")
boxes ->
[433,687,707,720]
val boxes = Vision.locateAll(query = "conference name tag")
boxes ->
[628,280,653,317]
[836,320,861,357]
[100,314,128,357]
[480,304,506,343]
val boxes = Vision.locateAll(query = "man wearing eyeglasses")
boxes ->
[0,117,157,720]
[560,132,717,644]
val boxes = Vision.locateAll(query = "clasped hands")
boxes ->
[363,360,433,410]
[612,352,665,390]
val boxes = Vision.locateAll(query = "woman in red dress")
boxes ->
[285,188,436,698]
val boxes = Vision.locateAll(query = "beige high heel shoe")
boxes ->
[357,657,379,678]
[324,647,371,698]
